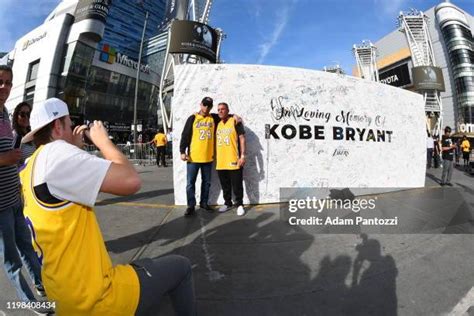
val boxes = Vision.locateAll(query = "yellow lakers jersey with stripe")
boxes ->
[189,114,214,163]
[20,146,140,316]
[216,117,240,170]
[153,133,167,147]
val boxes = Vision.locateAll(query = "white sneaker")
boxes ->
[237,205,245,216]
[218,205,231,213]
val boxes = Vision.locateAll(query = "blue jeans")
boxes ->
[186,162,212,207]
[0,201,43,302]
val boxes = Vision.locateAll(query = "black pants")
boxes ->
[426,148,433,168]
[132,255,196,316]
[217,168,243,206]
[156,146,166,166]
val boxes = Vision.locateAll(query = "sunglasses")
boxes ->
[202,103,213,108]
[19,111,30,118]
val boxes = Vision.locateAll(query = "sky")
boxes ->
[1,0,474,73]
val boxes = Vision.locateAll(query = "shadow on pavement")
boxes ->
[97,189,174,205]
[148,211,398,315]
[425,172,441,185]
[105,209,216,254]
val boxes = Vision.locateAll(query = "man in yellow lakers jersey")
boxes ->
[20,98,195,315]
[152,127,167,167]
[179,97,218,216]
[216,103,246,216]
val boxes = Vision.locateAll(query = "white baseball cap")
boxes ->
[22,98,69,143]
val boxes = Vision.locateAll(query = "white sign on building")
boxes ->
[172,64,426,205]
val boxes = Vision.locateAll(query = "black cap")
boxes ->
[201,97,213,107]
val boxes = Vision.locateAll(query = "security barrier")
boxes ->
[84,143,170,166]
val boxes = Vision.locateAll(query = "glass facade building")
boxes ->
[436,2,474,124]
[57,0,167,140]
[101,0,166,61]
[6,0,215,140]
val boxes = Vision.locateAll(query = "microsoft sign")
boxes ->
[99,44,150,74]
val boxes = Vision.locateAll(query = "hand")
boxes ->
[233,114,243,124]
[0,149,22,165]
[71,125,88,148]
[181,153,189,161]
[87,120,111,148]
[238,155,246,167]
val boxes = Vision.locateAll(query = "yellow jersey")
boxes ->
[216,117,241,170]
[461,139,470,152]
[20,147,140,316]
[189,114,215,163]
[153,133,167,147]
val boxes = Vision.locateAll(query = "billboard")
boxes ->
[379,63,411,87]
[412,66,445,92]
[169,20,218,62]
[74,0,112,23]
[172,64,426,205]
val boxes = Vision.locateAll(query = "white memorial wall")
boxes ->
[172,64,426,205]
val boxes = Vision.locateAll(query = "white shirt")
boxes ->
[427,136,434,149]
[31,140,111,208]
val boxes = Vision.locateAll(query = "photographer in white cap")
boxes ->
[20,98,195,315]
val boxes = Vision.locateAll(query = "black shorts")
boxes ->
[463,152,470,160]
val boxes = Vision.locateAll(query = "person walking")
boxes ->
[20,98,196,315]
[215,102,246,216]
[461,135,471,169]
[426,132,434,169]
[441,126,456,186]
[0,65,48,313]
[152,128,167,167]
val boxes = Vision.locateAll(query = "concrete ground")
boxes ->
[1,162,474,316]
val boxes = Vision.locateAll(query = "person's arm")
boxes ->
[0,149,21,166]
[236,122,246,167]
[238,134,246,167]
[211,113,220,125]
[233,114,242,125]
[85,121,141,195]
[147,136,156,145]
[180,115,195,161]
[441,140,456,152]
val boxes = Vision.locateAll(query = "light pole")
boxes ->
[133,3,149,148]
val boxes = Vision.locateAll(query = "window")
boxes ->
[24,86,35,104]
[27,59,40,82]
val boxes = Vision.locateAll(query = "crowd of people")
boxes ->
[426,126,472,186]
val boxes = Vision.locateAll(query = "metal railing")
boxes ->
[84,143,170,166]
